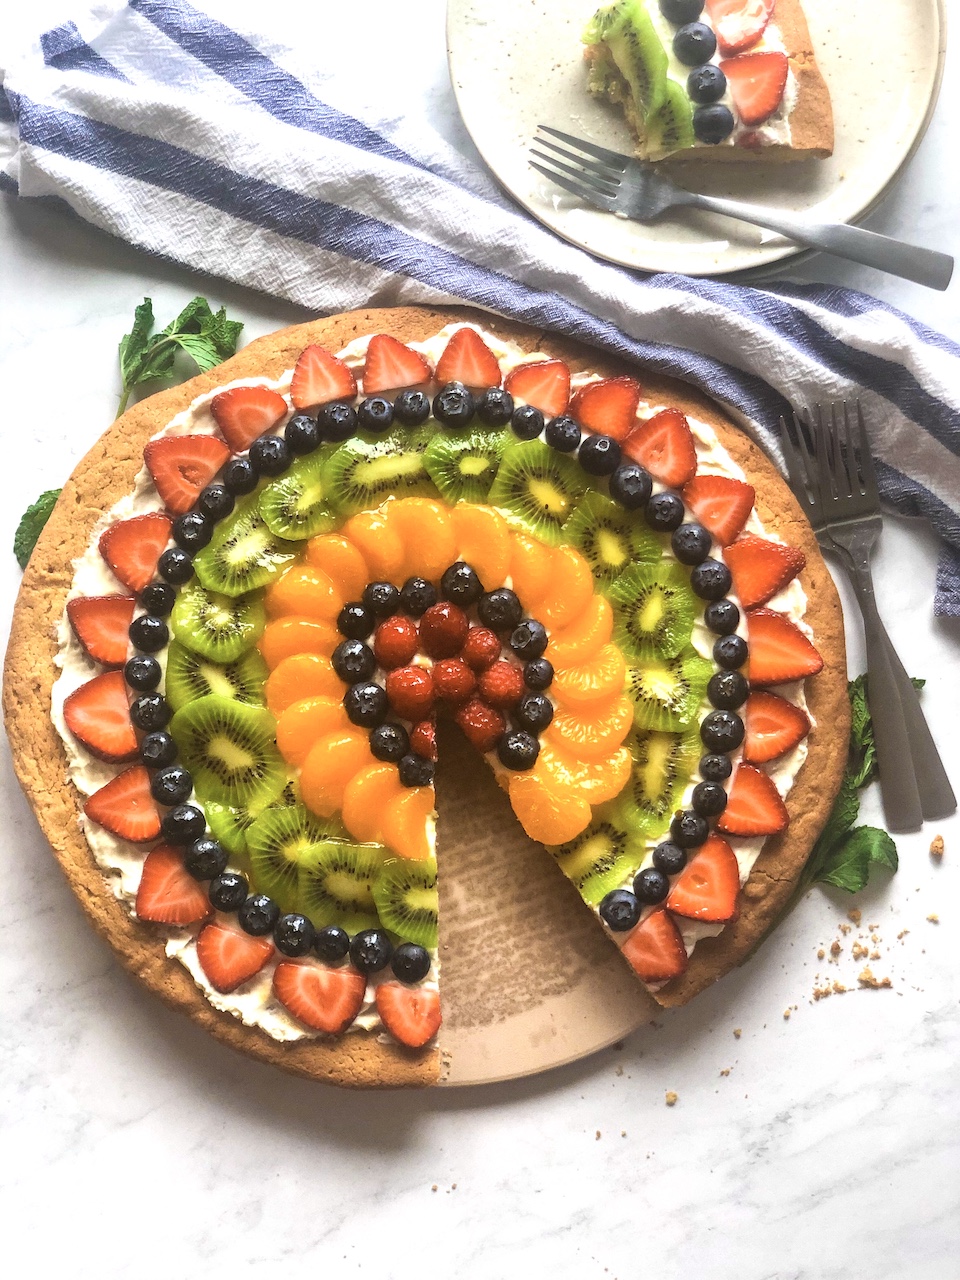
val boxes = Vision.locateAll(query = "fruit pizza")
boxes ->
[4,306,848,1088]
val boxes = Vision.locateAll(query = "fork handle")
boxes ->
[688,194,954,292]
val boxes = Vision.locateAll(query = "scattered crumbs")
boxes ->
[847,908,862,926]
[596,1131,601,1141]
[783,1008,791,1020]
[817,947,825,959]
[858,967,892,990]
[869,923,879,931]
[870,932,880,944]
[813,984,833,1001]
[621,1131,627,1138]
[720,1068,731,1077]
[898,929,910,941]
[665,1091,678,1107]
[733,1028,742,1039]
[930,834,945,860]
[431,1185,438,1193]
[615,1065,624,1077]
[870,950,881,960]
[839,923,852,935]
[852,941,869,960]
[832,981,848,995]
[829,940,842,960]
[927,913,940,924]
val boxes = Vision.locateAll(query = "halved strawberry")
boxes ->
[569,376,642,442]
[743,690,811,763]
[622,407,698,487]
[210,384,288,452]
[706,0,774,55]
[681,474,755,546]
[666,835,740,922]
[717,762,789,836]
[362,334,432,394]
[66,594,135,667]
[197,922,274,993]
[135,844,211,926]
[503,359,571,418]
[84,766,162,843]
[720,51,788,125]
[144,435,230,516]
[375,982,441,1048]
[290,344,358,410]
[99,512,172,594]
[725,534,805,609]
[63,671,137,762]
[435,327,502,388]
[746,608,824,686]
[272,961,366,1033]
[620,909,688,983]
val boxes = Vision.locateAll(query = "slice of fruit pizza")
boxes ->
[4,305,848,1087]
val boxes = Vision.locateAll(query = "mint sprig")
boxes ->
[13,489,62,569]
[117,296,243,414]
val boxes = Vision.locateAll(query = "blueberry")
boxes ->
[274,913,315,958]
[162,803,207,846]
[714,634,748,670]
[510,619,548,660]
[524,657,554,690]
[660,0,703,21]
[700,709,745,752]
[511,403,545,441]
[693,104,736,145]
[687,63,727,104]
[514,692,554,733]
[391,942,432,984]
[129,614,169,654]
[285,414,320,454]
[362,581,401,618]
[670,810,709,849]
[208,870,248,912]
[645,491,685,532]
[369,722,410,763]
[478,588,523,631]
[707,670,749,709]
[673,21,716,65]
[671,523,712,565]
[139,583,176,617]
[434,381,476,428]
[633,866,670,905]
[477,387,514,427]
[150,765,193,806]
[609,462,653,510]
[184,836,228,880]
[130,692,170,732]
[140,731,177,768]
[704,599,740,635]
[692,780,728,817]
[239,893,280,936]
[343,681,388,728]
[173,511,212,552]
[157,547,194,585]
[496,729,540,771]
[337,602,374,639]
[398,753,436,788]
[599,889,642,932]
[314,924,351,963]
[125,655,162,692]
[223,456,258,495]
[440,561,483,606]
[393,389,431,427]
[317,401,357,443]
[357,396,395,433]
[250,434,290,476]
[198,483,235,522]
[331,639,376,683]
[578,434,622,476]
[700,752,733,782]
[652,841,687,876]
[399,576,438,617]
[690,558,733,600]
[350,928,393,974]
[545,415,581,452]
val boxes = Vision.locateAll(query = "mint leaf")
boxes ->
[848,674,877,789]
[13,489,61,569]
[817,825,898,893]
[118,297,155,392]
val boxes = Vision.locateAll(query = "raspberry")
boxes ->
[460,626,501,672]
[455,698,506,754]
[385,665,435,720]
[373,615,418,669]
[418,601,469,658]
[477,660,525,709]
[432,658,477,704]
[409,718,437,761]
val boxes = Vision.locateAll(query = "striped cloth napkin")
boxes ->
[2,0,959,612]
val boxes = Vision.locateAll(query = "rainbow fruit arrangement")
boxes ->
[59,324,822,1048]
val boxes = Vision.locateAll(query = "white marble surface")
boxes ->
[2,2,960,1276]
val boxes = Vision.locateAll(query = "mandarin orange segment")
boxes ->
[299,729,372,819]
[341,763,406,843]
[265,563,343,621]
[265,652,343,715]
[259,615,339,669]
[386,498,457,582]
[276,696,350,768]
[536,740,632,805]
[508,770,592,845]
[305,533,369,600]
[379,785,435,860]
[537,545,594,630]
[508,532,554,611]
[545,593,613,667]
[450,505,512,589]
[545,694,633,760]
[342,510,406,581]
[551,643,627,705]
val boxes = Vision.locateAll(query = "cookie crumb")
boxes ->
[839,923,851,935]
[817,947,825,959]
[720,1067,731,1077]
[431,1185,438,1192]
[812,984,832,1001]
[733,1028,741,1039]
[898,929,909,940]
[832,981,848,995]
[621,1130,627,1138]
[783,1008,791,1020]
[930,834,945,860]
[858,967,892,989]
[665,1091,678,1107]
[852,941,869,960]
[595,1131,601,1141]
[615,1065,624,1076]
[927,913,939,924]
[847,908,862,925]
[870,950,881,960]
[829,940,842,959]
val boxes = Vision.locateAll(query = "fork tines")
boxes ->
[778,401,879,526]
[530,125,627,209]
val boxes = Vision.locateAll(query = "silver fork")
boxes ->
[779,404,955,832]
[531,126,954,291]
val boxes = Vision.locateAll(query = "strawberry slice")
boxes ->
[681,474,755,546]
[197,922,274,993]
[290,344,358,410]
[620,908,688,983]
[362,334,432,394]
[726,534,805,609]
[144,435,230,516]
[272,961,366,1033]
[210,385,288,452]
[622,407,698,487]
[666,835,740,922]
[63,670,138,762]
[720,51,788,125]
[99,512,172,594]
[135,844,211,926]
[375,982,441,1048]
[84,766,162,843]
[717,762,789,836]
[746,608,824,686]
[66,594,135,667]
[706,0,774,55]
[743,690,811,763]
[569,376,642,442]
[435,327,502,388]
[503,359,571,418]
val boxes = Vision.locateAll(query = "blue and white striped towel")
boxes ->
[2,0,959,612]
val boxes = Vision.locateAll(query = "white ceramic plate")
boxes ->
[446,0,945,277]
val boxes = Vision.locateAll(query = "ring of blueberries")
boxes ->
[120,373,750,976]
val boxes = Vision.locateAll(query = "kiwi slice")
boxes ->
[550,809,639,905]
[625,647,712,732]
[646,79,695,158]
[298,838,387,934]
[170,694,286,810]
[205,799,259,863]
[193,492,299,597]
[371,858,438,950]
[170,583,266,664]
[164,639,268,713]
[424,427,507,504]
[584,0,668,126]
[562,491,659,590]
[321,428,438,515]
[244,804,341,913]
[488,439,587,546]
[612,727,701,837]
[609,562,696,661]
[259,448,338,540]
